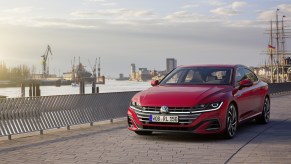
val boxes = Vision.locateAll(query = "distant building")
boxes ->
[166,58,177,73]
[130,64,136,80]
[285,57,291,65]
[130,59,176,81]
[116,73,129,81]
[137,68,152,81]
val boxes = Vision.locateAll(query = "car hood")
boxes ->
[132,85,231,107]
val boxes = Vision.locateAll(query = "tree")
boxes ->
[0,61,32,81]
[0,61,9,80]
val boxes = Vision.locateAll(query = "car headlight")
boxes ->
[194,101,223,111]
[130,101,141,108]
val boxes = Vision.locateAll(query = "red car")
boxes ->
[127,65,270,138]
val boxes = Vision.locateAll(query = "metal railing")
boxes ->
[0,92,137,138]
[268,82,291,94]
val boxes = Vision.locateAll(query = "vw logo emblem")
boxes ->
[160,106,169,114]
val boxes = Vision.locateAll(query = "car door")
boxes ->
[234,67,254,121]
[243,68,263,114]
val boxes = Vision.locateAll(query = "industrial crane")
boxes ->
[88,58,97,79]
[41,45,53,78]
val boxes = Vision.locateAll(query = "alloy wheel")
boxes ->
[226,104,237,138]
[263,97,270,123]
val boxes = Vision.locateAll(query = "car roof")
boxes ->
[177,64,245,68]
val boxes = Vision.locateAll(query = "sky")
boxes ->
[0,0,291,78]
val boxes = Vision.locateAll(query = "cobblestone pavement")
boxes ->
[0,94,291,164]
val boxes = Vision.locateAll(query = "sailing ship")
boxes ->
[253,9,291,83]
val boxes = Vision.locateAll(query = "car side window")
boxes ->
[235,68,246,86]
[243,68,258,83]
[165,70,184,84]
[184,70,195,83]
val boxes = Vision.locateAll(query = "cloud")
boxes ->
[0,7,34,14]
[71,8,155,19]
[227,20,266,28]
[208,0,225,6]
[88,0,106,2]
[257,10,274,21]
[181,4,199,9]
[102,2,117,6]
[164,11,219,23]
[211,1,247,16]
[211,7,238,16]
[278,4,291,13]
[257,4,291,22]
[232,1,247,10]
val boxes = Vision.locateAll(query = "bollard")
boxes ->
[96,86,99,93]
[8,135,12,140]
[90,122,93,126]
[36,84,41,96]
[92,81,96,93]
[110,119,113,123]
[79,81,85,94]
[40,130,43,135]
[21,83,25,97]
[29,83,32,97]
[67,126,70,130]
[32,83,36,97]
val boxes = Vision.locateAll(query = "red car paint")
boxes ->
[127,65,269,138]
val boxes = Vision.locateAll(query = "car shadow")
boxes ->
[135,119,291,143]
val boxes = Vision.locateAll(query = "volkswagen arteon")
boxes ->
[127,65,270,138]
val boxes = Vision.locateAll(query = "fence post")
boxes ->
[29,83,32,97]
[32,83,36,97]
[92,81,96,93]
[36,84,41,96]
[79,80,85,94]
[21,83,25,97]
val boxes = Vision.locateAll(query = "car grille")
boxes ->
[131,106,201,125]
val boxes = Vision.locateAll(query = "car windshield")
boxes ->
[160,67,232,85]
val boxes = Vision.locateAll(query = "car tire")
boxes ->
[256,97,270,124]
[224,103,237,139]
[135,131,152,135]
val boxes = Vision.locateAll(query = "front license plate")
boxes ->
[150,115,179,123]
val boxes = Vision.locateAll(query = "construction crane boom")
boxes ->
[41,45,53,78]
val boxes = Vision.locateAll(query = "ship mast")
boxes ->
[270,20,273,83]
[275,9,279,82]
[98,57,101,78]
[281,15,286,81]
[265,9,291,83]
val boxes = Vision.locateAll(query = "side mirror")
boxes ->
[151,80,159,86]
[239,79,253,89]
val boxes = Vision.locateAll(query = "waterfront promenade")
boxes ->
[0,94,290,164]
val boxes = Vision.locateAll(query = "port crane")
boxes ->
[88,58,97,80]
[71,56,76,82]
[41,45,53,78]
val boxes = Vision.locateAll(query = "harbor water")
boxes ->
[0,80,151,98]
